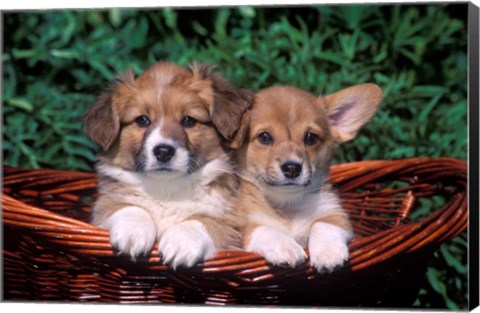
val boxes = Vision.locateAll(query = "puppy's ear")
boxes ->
[228,110,250,149]
[320,83,382,143]
[211,79,253,142]
[190,63,254,141]
[83,70,135,151]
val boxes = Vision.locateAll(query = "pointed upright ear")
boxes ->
[190,62,254,141]
[320,83,382,143]
[83,70,135,151]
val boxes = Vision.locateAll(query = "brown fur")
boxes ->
[85,62,252,172]
[235,86,337,187]
[197,171,246,250]
[314,212,353,233]
[233,83,382,269]
[84,62,253,262]
[236,180,275,247]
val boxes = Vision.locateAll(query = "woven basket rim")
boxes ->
[2,157,468,273]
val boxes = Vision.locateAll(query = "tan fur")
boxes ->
[188,171,246,250]
[186,213,242,251]
[314,211,353,233]
[84,62,252,265]
[237,180,274,247]
[238,86,336,187]
[234,83,382,271]
[85,62,250,170]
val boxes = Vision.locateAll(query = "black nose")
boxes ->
[153,144,176,163]
[280,161,302,179]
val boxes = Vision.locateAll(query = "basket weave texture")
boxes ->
[2,157,467,307]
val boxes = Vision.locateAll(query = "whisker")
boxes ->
[187,155,201,174]
[134,157,146,173]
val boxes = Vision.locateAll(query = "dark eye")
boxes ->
[304,132,319,145]
[135,115,150,127]
[180,116,197,128]
[257,132,273,145]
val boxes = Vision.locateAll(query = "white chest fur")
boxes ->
[249,188,342,246]
[98,157,232,237]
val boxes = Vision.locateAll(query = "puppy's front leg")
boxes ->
[103,206,157,259]
[308,219,353,273]
[246,225,307,267]
[158,219,217,269]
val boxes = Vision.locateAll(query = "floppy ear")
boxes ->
[83,70,135,151]
[320,83,382,143]
[190,63,254,141]
[228,110,251,149]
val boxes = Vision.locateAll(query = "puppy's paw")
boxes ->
[246,226,307,267]
[309,240,349,273]
[103,206,157,259]
[308,222,352,273]
[158,220,216,269]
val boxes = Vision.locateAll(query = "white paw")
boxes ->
[103,206,157,259]
[158,220,216,269]
[246,226,307,267]
[308,222,352,272]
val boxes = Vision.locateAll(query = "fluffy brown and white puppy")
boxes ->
[84,62,252,268]
[232,84,382,272]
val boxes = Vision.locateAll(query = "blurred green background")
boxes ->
[2,3,468,309]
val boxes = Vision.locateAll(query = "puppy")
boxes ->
[84,62,252,268]
[232,84,382,272]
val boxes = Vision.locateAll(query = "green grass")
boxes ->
[2,4,468,309]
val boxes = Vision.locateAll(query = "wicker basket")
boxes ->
[2,157,467,307]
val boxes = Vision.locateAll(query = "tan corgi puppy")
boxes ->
[231,84,382,272]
